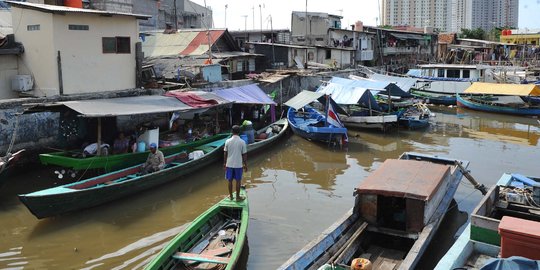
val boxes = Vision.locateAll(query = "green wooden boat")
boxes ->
[144,188,249,270]
[39,133,230,171]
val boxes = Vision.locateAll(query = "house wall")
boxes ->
[0,55,19,99]
[52,14,138,95]
[12,8,58,96]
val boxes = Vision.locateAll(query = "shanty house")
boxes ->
[142,29,260,82]
[7,1,150,97]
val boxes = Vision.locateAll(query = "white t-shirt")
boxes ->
[224,135,247,168]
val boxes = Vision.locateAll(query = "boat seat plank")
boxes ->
[172,252,229,264]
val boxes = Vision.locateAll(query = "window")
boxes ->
[447,69,460,78]
[325,49,331,59]
[102,37,131,54]
[69,24,89,31]
[462,70,470,79]
[437,69,444,77]
[27,24,40,31]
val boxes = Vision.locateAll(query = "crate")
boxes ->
[498,216,540,260]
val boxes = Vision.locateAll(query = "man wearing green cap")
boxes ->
[141,143,165,174]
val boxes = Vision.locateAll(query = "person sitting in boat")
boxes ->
[141,143,165,174]
[241,119,255,144]
[113,132,130,154]
[82,142,110,158]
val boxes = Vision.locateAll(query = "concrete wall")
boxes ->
[92,0,133,13]
[53,14,138,95]
[12,8,58,97]
[0,55,18,99]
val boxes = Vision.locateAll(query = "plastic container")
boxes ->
[137,141,146,152]
[499,216,540,259]
[64,0,82,8]
[240,134,249,145]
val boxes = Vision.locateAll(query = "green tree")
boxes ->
[459,28,486,40]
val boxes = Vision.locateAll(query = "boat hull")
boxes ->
[411,89,456,105]
[287,107,347,144]
[341,114,398,131]
[144,189,249,270]
[19,135,229,218]
[457,95,540,116]
[39,133,230,171]
[246,118,289,154]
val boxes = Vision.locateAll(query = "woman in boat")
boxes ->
[113,132,130,154]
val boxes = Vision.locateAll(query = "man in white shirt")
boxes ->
[223,125,247,201]
[82,143,110,157]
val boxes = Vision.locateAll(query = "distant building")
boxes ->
[500,29,540,45]
[229,29,290,49]
[133,0,213,31]
[381,0,451,32]
[470,0,518,31]
[7,1,149,97]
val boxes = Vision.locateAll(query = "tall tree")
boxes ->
[459,28,486,40]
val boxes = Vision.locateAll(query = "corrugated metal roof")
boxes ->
[60,96,192,117]
[142,30,226,58]
[356,159,450,201]
[6,1,151,19]
[284,90,324,110]
[464,82,540,96]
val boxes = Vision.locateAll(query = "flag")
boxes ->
[326,97,344,128]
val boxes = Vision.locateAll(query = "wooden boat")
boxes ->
[340,110,398,132]
[39,133,230,171]
[287,106,347,145]
[435,173,540,269]
[398,103,432,129]
[246,118,288,154]
[278,152,468,270]
[18,135,229,219]
[410,89,456,105]
[0,149,25,188]
[457,82,540,116]
[144,188,248,270]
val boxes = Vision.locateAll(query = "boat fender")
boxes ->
[351,258,372,270]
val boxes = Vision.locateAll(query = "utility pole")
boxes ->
[305,0,308,69]
[259,4,263,41]
[225,4,228,28]
[252,6,255,30]
[174,0,178,31]
[242,15,248,49]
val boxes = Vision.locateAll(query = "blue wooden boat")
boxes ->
[278,152,468,270]
[397,103,432,129]
[411,89,456,105]
[18,135,229,219]
[457,82,540,116]
[285,90,348,146]
[435,173,540,270]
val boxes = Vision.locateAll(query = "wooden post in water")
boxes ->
[97,117,102,156]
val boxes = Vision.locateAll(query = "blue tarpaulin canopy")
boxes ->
[212,84,276,105]
[317,77,381,111]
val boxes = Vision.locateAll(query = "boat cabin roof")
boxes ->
[356,159,450,201]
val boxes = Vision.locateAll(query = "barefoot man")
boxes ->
[223,125,247,201]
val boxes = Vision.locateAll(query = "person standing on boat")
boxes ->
[223,125,247,202]
[141,143,165,174]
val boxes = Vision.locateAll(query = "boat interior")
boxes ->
[165,207,243,270]
[67,139,226,190]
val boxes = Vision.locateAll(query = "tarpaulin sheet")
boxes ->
[317,77,381,111]
[165,91,220,108]
[284,90,325,110]
[213,84,276,105]
[464,82,540,96]
[369,73,418,92]
[347,76,412,97]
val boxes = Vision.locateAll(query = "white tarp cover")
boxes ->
[317,77,381,111]
[369,73,418,92]
[284,90,324,110]
[61,95,193,117]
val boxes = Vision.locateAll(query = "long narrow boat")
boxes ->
[287,106,347,145]
[457,94,540,116]
[410,89,456,105]
[0,149,25,189]
[435,173,540,269]
[340,111,398,132]
[144,188,248,270]
[278,152,468,270]
[18,135,229,219]
[246,118,289,154]
[39,133,230,171]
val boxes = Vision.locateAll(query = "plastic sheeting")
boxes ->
[213,84,276,105]
[369,73,418,92]
[317,77,381,111]
[464,82,540,96]
[284,90,325,110]
[481,256,540,270]
[346,76,412,97]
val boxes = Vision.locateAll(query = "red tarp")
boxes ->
[165,91,219,108]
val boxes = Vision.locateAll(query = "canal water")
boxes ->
[1,107,539,270]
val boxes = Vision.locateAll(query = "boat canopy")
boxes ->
[165,90,229,108]
[346,76,412,97]
[284,90,325,110]
[213,84,276,105]
[24,95,198,117]
[356,159,450,201]
[464,82,540,96]
[317,77,381,111]
[369,73,418,92]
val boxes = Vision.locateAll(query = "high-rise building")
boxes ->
[381,0,518,33]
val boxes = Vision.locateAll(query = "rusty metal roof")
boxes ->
[356,159,450,201]
[6,1,151,19]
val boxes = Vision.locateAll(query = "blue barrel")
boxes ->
[137,141,146,152]
[240,134,249,145]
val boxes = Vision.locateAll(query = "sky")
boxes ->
[192,0,540,31]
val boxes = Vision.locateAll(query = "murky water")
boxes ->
[1,107,539,270]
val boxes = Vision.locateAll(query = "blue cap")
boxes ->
[150,143,157,148]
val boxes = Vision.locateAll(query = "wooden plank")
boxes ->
[173,252,230,264]
[204,247,231,257]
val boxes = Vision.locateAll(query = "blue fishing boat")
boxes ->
[397,103,432,129]
[411,89,456,105]
[435,173,540,270]
[278,152,468,270]
[457,82,540,116]
[285,91,348,146]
